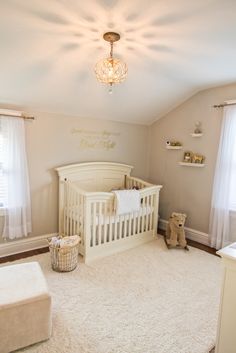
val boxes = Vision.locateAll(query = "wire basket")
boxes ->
[48,236,80,272]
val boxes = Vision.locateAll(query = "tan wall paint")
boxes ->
[1,82,236,245]
[148,82,236,233]
[0,112,149,243]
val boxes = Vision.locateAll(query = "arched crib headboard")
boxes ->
[56,162,133,192]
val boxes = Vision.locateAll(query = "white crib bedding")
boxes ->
[94,205,153,226]
[66,205,153,226]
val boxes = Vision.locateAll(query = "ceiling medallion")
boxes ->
[95,32,128,94]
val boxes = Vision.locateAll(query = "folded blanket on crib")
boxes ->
[112,189,140,215]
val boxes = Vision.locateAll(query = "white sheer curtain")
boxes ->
[1,116,32,240]
[209,105,236,249]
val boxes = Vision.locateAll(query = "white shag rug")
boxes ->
[4,238,222,353]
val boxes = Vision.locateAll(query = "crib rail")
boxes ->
[63,182,85,242]
[126,175,152,189]
[83,184,162,261]
[61,179,162,263]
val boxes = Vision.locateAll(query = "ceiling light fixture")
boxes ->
[95,32,128,94]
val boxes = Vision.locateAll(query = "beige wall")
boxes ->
[1,81,236,245]
[0,112,149,243]
[148,82,236,233]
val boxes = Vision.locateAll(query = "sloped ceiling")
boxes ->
[1,0,236,124]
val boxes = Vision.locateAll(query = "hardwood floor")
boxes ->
[0,247,49,264]
[0,230,217,264]
[158,228,218,256]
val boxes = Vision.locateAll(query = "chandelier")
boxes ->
[95,32,128,94]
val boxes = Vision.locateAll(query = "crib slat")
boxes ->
[92,202,96,247]
[98,202,102,245]
[69,185,73,235]
[132,210,136,235]
[103,201,108,244]
[114,212,118,241]
[66,183,70,236]
[119,215,122,240]
[79,194,83,244]
[68,183,72,235]
[77,192,80,236]
[144,196,148,232]
[73,188,76,235]
[146,195,150,231]
[71,185,74,235]
[64,182,67,236]
[65,183,67,236]
[108,200,113,242]
[71,189,73,235]
[128,212,132,237]
[71,190,74,235]
[141,197,145,233]
[75,192,79,236]
[72,186,75,234]
[150,194,153,231]
[147,196,150,232]
[78,194,81,235]
[82,195,85,245]
[74,192,77,235]
[146,196,149,228]
[124,214,127,237]
[137,209,141,234]
[67,184,70,235]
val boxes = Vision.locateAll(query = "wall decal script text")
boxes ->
[71,129,120,151]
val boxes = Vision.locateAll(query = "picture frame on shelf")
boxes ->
[183,151,193,163]
[192,154,205,164]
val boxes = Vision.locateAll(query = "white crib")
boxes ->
[56,162,162,263]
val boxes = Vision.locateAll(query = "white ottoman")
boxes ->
[0,262,52,353]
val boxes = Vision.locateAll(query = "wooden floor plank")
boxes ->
[0,230,217,264]
[158,228,217,256]
[0,247,49,264]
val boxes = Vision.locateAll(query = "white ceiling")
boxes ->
[1,0,236,125]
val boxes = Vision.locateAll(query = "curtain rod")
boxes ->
[0,110,34,120]
[213,102,236,108]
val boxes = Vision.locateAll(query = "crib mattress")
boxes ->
[66,205,153,226]
[94,205,153,226]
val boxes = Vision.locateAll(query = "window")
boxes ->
[0,120,7,208]
[0,114,32,239]
[229,132,236,210]
[209,104,236,249]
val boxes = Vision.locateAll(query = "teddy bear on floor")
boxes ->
[166,212,188,249]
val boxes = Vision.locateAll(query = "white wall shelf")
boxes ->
[191,133,203,137]
[179,162,205,167]
[166,146,183,150]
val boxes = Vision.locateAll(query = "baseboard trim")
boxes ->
[0,233,57,258]
[0,221,210,258]
[159,219,209,246]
